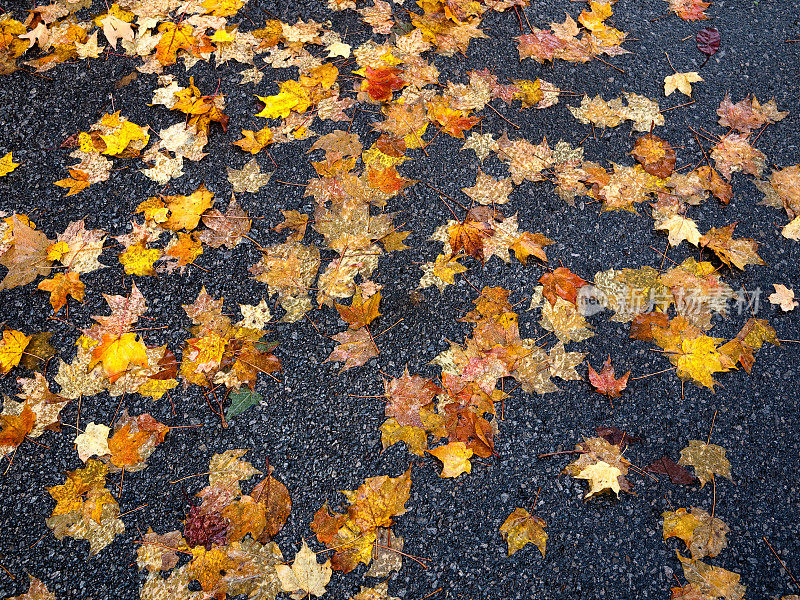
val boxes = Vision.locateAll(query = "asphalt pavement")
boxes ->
[0,0,799,598]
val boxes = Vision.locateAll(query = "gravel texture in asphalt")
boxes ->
[0,0,799,598]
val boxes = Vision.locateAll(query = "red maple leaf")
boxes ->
[587,357,630,400]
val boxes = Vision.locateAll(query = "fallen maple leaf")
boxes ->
[667,0,710,20]
[0,403,35,448]
[678,440,733,487]
[326,328,378,370]
[769,284,798,311]
[699,224,765,270]
[428,441,473,478]
[539,267,588,306]
[37,272,85,313]
[664,72,703,97]
[677,553,745,600]
[335,287,381,329]
[74,422,111,462]
[448,210,495,262]
[632,133,676,178]
[276,541,332,599]
[0,329,31,374]
[88,332,148,383]
[576,461,623,499]
[587,357,630,400]
[499,508,547,557]
[5,576,53,600]
[0,152,20,176]
[663,507,729,559]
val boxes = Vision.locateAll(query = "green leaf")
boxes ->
[225,388,263,421]
[255,338,279,354]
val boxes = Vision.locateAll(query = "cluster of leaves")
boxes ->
[137,450,293,600]
[496,428,729,561]
[0,215,105,312]
[658,441,747,600]
[0,211,281,416]
[45,459,126,555]
[380,286,586,475]
[178,287,280,410]
[0,374,69,461]
[516,0,628,65]
[42,410,169,556]
[312,469,411,574]
[52,283,180,400]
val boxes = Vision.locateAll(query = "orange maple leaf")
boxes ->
[587,357,630,400]
[539,267,588,305]
[0,404,35,447]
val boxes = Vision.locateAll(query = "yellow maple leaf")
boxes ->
[37,272,86,313]
[500,507,548,557]
[0,330,31,374]
[662,508,702,547]
[189,546,235,593]
[155,22,196,66]
[164,185,214,231]
[276,541,332,600]
[185,332,227,373]
[664,72,703,97]
[99,120,150,156]
[54,170,91,196]
[256,80,312,119]
[427,441,473,478]
[201,0,245,17]
[46,241,70,262]
[119,242,161,276]
[0,152,20,176]
[136,378,178,400]
[233,126,273,153]
[655,214,701,247]
[88,332,148,383]
[575,461,622,499]
[675,336,728,390]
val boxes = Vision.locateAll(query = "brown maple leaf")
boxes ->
[0,403,35,448]
[326,328,378,370]
[0,216,52,290]
[646,456,698,485]
[631,133,676,178]
[384,368,440,427]
[199,197,251,249]
[699,224,765,270]
[448,207,496,261]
